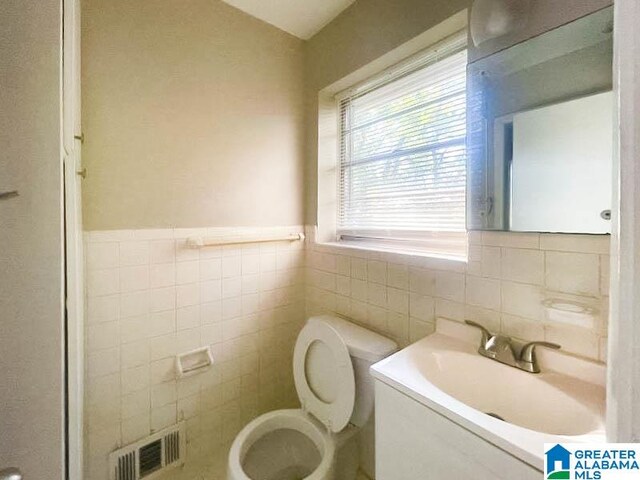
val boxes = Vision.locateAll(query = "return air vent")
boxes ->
[109,423,186,480]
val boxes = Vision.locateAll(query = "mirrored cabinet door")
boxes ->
[466,6,614,234]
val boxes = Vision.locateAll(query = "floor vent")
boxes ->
[109,423,186,480]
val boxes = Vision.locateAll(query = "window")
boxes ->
[336,33,467,256]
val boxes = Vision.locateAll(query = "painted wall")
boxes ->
[0,0,65,477]
[82,0,305,230]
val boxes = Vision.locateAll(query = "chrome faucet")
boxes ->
[465,320,560,373]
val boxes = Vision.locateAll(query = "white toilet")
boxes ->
[227,315,398,480]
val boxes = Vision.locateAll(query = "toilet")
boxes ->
[228,315,398,480]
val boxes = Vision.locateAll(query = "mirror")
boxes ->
[466,6,613,233]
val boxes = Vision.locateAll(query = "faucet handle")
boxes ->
[465,320,492,345]
[519,341,561,366]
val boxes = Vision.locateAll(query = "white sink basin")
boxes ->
[417,349,603,435]
[371,318,606,469]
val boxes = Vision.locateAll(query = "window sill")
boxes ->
[311,239,468,270]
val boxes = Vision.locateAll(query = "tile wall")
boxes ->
[84,227,305,480]
[305,229,610,362]
[85,226,609,479]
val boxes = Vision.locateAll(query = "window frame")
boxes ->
[332,30,469,257]
[313,11,469,258]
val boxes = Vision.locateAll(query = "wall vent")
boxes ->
[109,423,186,480]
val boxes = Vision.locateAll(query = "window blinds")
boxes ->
[337,33,468,243]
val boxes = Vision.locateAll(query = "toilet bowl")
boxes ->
[228,409,335,480]
[227,315,398,480]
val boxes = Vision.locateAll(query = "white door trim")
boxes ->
[607,0,640,442]
[63,0,83,476]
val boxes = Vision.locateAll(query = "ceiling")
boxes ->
[221,0,356,40]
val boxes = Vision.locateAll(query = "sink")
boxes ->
[370,318,606,469]
[416,349,603,435]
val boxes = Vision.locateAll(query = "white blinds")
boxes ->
[337,33,468,241]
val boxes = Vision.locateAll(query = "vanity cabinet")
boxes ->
[374,382,540,480]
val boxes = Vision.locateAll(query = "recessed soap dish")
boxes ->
[543,298,596,329]
[175,346,214,378]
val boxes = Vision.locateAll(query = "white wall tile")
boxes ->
[122,365,149,395]
[435,271,465,303]
[119,265,149,292]
[150,358,175,385]
[367,260,387,284]
[545,251,600,296]
[501,248,544,285]
[465,276,501,311]
[87,295,120,324]
[149,334,176,361]
[88,348,120,378]
[387,264,409,290]
[201,258,222,280]
[119,241,150,266]
[501,314,544,341]
[88,269,119,297]
[151,403,176,431]
[540,234,609,254]
[122,389,150,419]
[177,306,200,331]
[121,291,150,318]
[150,286,175,313]
[367,283,387,308]
[87,242,119,269]
[149,263,175,289]
[88,373,121,405]
[201,280,222,304]
[150,311,175,337]
[121,340,150,369]
[223,256,242,278]
[149,240,175,264]
[409,293,434,322]
[241,255,260,276]
[85,226,609,480]
[177,261,199,285]
[409,268,435,295]
[151,382,177,408]
[222,278,242,299]
[121,413,150,445]
[350,258,367,280]
[177,283,200,308]
[120,315,151,344]
[409,318,435,342]
[387,287,409,314]
[501,281,543,321]
[88,322,120,351]
[481,246,501,279]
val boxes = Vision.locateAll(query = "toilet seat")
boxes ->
[293,317,355,433]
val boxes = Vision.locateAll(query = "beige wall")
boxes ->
[82,0,305,230]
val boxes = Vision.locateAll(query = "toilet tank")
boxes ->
[313,315,398,427]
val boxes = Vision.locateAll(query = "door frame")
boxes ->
[607,0,640,442]
[63,0,83,476]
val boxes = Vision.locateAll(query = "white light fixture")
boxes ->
[470,0,531,47]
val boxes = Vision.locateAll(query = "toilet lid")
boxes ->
[293,318,355,433]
